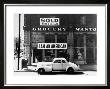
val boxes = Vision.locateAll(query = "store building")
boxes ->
[23,14,97,65]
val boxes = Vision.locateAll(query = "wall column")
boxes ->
[42,33,45,61]
[31,49,33,63]
[67,32,74,62]
[28,31,31,65]
[55,34,57,58]
[84,34,87,64]
[42,49,45,61]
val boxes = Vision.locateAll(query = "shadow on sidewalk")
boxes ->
[38,71,84,75]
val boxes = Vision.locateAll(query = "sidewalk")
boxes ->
[79,64,97,71]
[14,68,31,72]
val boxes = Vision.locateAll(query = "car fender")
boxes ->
[43,65,52,72]
[36,62,52,72]
[66,66,75,71]
[35,65,44,71]
[66,63,79,71]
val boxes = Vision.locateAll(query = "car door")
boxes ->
[52,60,62,70]
[62,60,68,70]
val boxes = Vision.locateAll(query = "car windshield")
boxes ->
[53,60,61,63]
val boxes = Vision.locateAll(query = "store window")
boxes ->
[45,34,55,43]
[73,33,97,64]
[45,34,55,61]
[44,33,68,61]
[45,49,55,62]
[86,34,96,47]
[86,34,97,64]
[57,34,67,43]
[74,48,84,61]
[73,33,84,62]
[86,48,94,63]
[74,34,84,47]
[57,34,67,60]
[57,49,67,58]
[33,49,42,62]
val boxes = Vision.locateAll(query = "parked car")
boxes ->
[35,58,80,74]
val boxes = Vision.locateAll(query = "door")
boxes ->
[62,60,68,70]
[45,49,55,62]
[33,49,42,62]
[52,60,62,70]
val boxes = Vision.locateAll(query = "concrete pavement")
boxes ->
[79,64,97,71]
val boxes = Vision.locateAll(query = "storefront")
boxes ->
[23,14,97,65]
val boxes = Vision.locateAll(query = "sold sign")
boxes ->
[40,18,60,26]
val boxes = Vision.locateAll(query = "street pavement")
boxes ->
[79,64,97,71]
[14,70,96,76]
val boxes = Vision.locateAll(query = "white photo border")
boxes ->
[4,4,107,86]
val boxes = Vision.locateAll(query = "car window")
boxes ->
[62,60,66,63]
[54,60,61,63]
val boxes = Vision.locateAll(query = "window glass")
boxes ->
[73,33,97,64]
[45,49,55,62]
[54,60,61,63]
[86,48,94,64]
[57,49,67,58]
[57,35,67,43]
[45,35,55,43]
[74,34,84,47]
[73,48,84,61]
[62,60,66,63]
[86,34,96,47]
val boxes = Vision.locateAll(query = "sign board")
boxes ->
[38,43,67,49]
[40,18,59,26]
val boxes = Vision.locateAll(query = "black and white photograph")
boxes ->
[4,4,107,86]
[14,14,97,73]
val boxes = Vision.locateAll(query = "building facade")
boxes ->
[23,14,97,65]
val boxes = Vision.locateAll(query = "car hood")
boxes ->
[68,62,75,65]
[68,62,79,67]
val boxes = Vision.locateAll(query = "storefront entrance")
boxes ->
[44,33,68,61]
[44,49,55,62]
[33,49,42,62]
[57,49,69,61]
[32,33,68,62]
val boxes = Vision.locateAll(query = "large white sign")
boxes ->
[38,43,67,49]
[40,18,59,26]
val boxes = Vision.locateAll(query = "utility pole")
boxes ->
[18,14,21,70]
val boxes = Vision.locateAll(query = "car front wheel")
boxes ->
[38,68,45,74]
[67,67,74,73]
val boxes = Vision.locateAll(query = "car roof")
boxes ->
[53,58,66,61]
